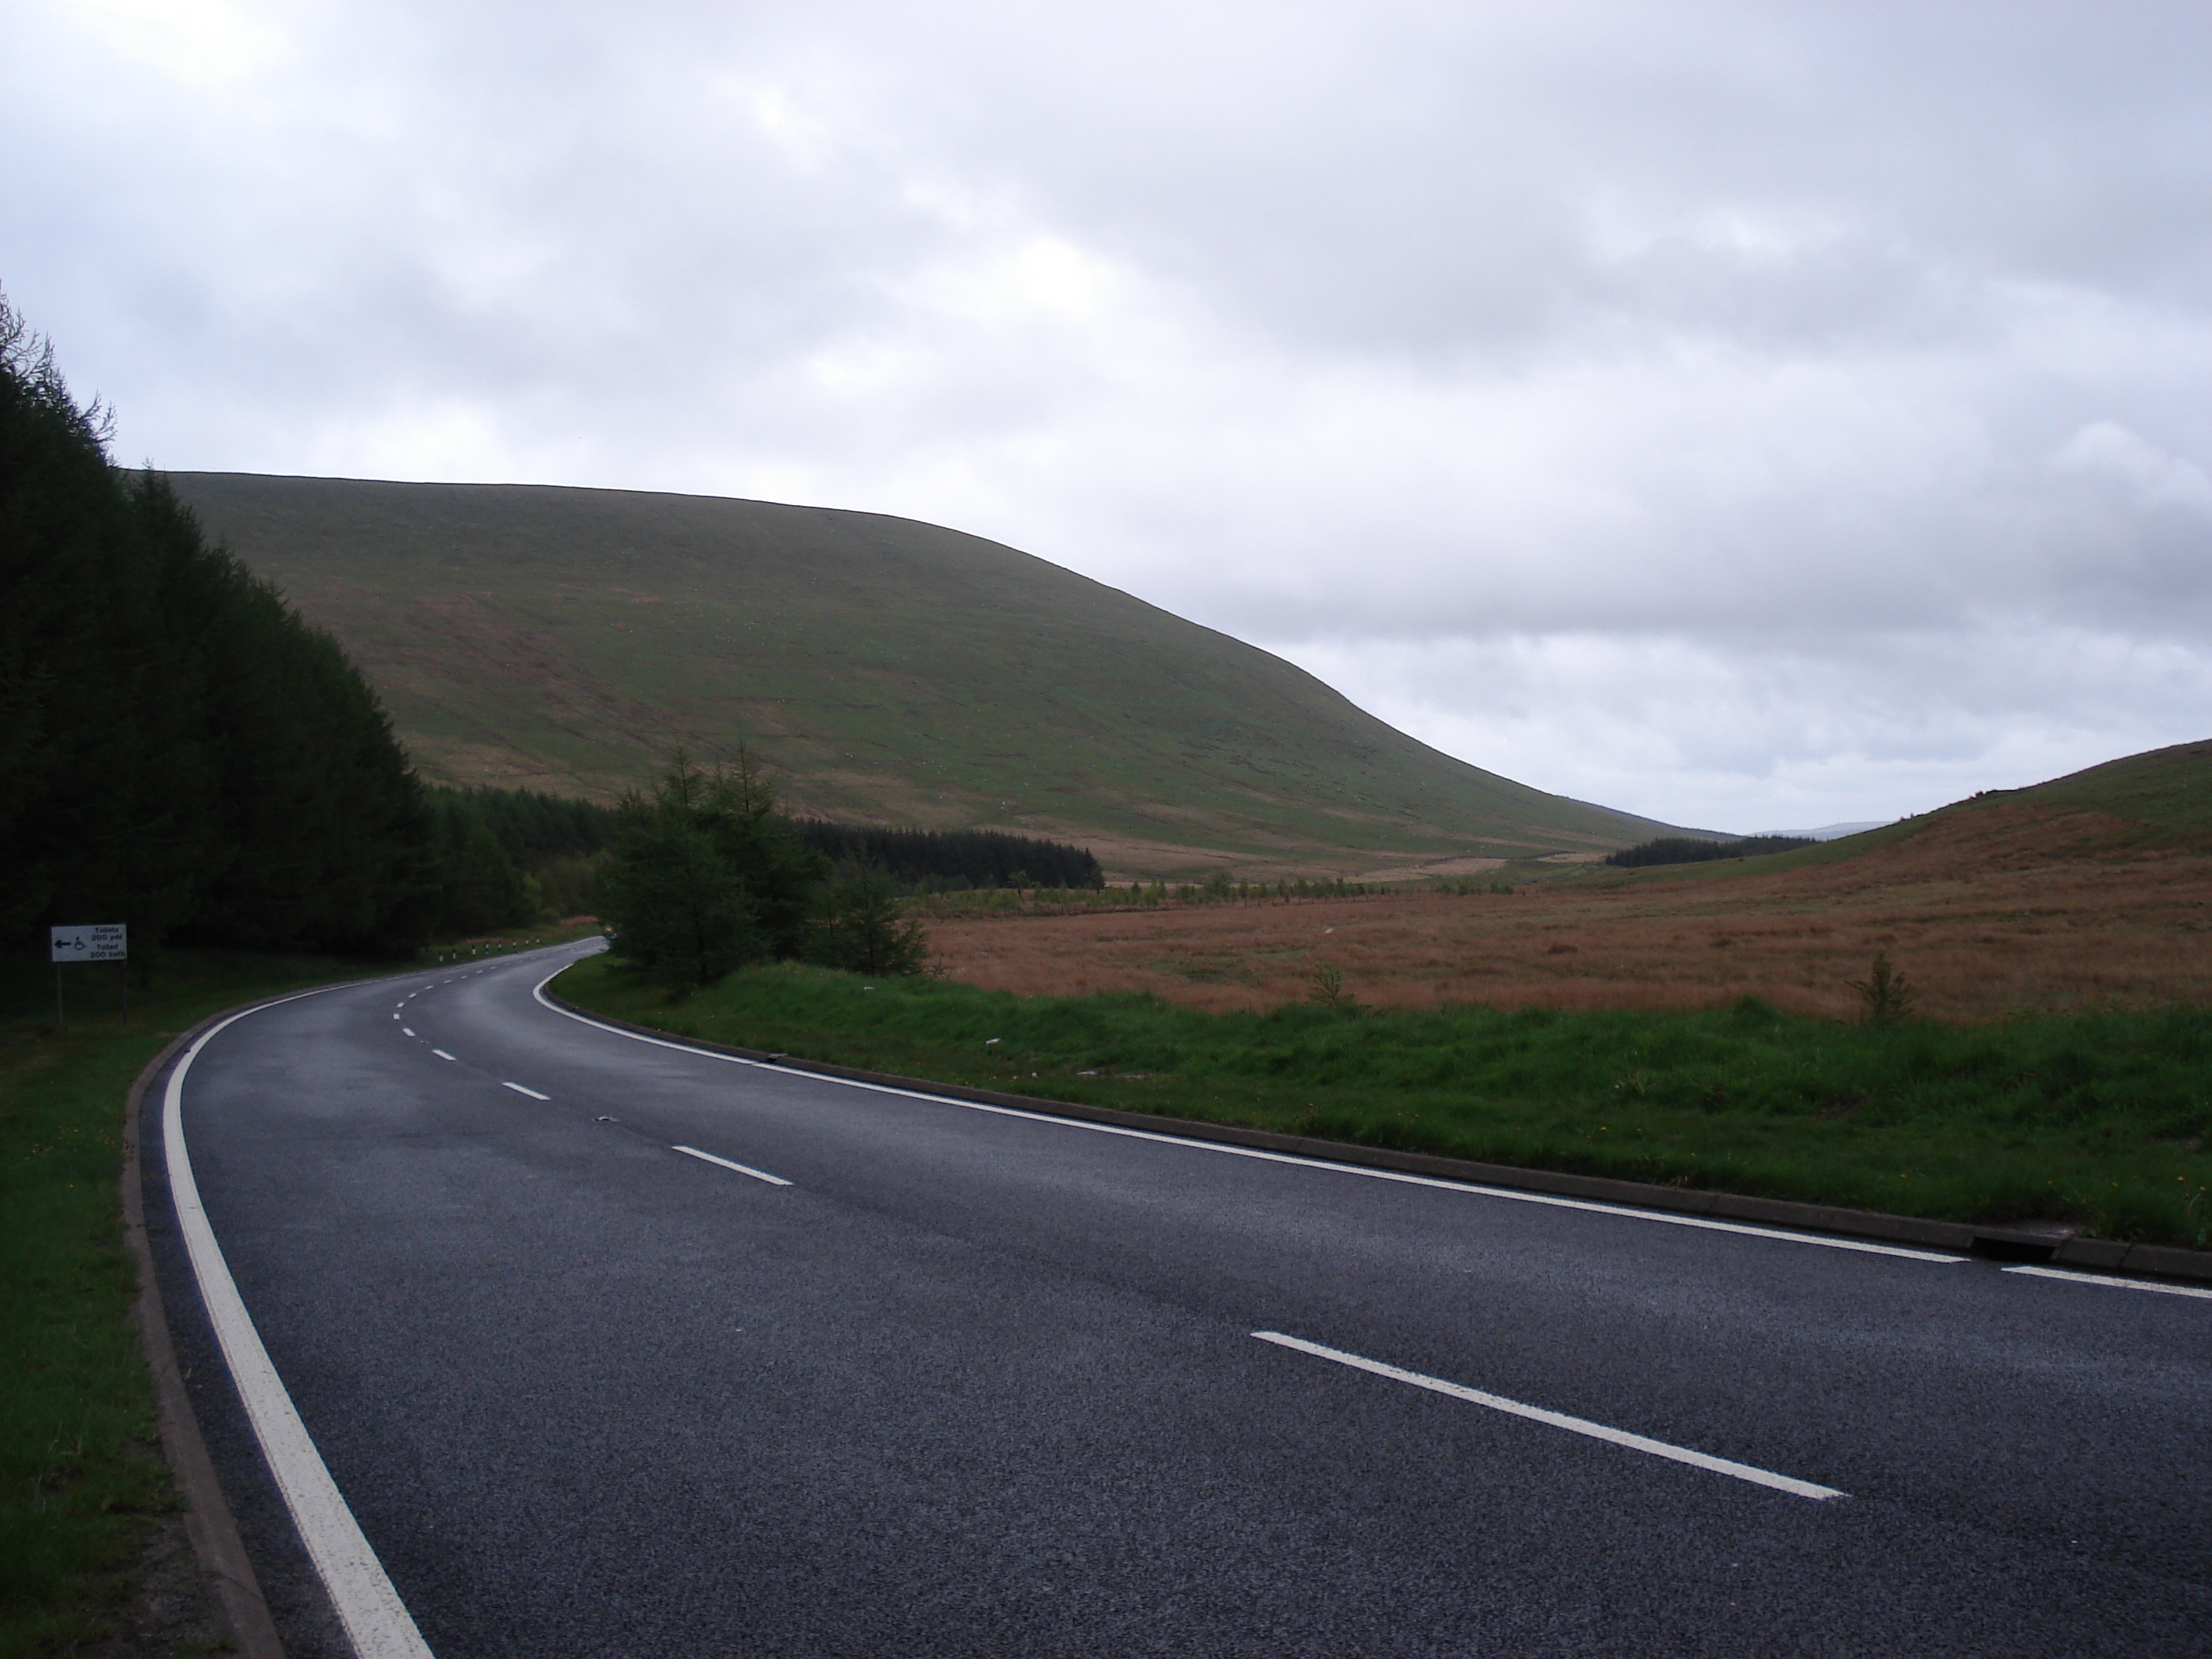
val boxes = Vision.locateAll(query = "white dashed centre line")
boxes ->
[1253,1331,1846,1502]
[672,1145,792,1186]
[502,1082,551,1101]
[2005,1264,2212,1300]
[432,1049,456,1061]
[401,1027,414,1038]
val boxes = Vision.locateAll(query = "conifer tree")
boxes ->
[813,864,930,976]
[1,290,439,955]
[595,750,827,986]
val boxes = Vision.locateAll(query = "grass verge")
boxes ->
[2,950,363,1655]
[556,955,2212,1248]
[0,920,596,1657]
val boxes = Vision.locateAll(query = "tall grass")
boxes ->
[558,957,2212,1249]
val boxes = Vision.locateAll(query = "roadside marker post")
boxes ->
[49,924,128,1026]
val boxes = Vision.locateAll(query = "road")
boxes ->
[144,940,2211,1657]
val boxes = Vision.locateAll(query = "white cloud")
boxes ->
[2053,421,2212,518]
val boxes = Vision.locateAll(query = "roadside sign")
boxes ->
[52,924,128,962]
[49,925,130,1027]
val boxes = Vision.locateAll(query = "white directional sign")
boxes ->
[51,924,128,962]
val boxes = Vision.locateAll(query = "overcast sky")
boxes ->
[8,1,2210,831]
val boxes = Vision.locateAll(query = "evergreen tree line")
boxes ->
[2,297,442,956]
[1603,834,1816,869]
[430,785,1107,899]
[434,784,614,861]
[792,822,1104,891]
[424,784,615,927]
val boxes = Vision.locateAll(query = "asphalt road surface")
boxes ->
[144,940,2211,1657]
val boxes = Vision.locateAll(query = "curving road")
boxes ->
[143,940,2210,1657]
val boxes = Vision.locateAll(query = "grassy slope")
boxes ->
[1553,737,2212,894]
[2003,737,2212,841]
[169,472,1678,873]
[0,950,375,1655]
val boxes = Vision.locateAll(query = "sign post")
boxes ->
[50,925,129,1025]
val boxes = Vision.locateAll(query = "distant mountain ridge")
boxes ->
[171,471,1691,876]
[1750,821,1892,842]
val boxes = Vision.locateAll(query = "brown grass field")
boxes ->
[922,804,2212,1022]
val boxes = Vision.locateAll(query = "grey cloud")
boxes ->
[5,0,2209,826]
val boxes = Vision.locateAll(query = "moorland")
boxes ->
[921,786,2212,1021]
[169,471,1687,874]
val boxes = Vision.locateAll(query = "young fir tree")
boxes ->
[596,750,827,987]
[813,863,931,976]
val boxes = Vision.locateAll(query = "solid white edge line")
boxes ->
[501,1081,551,1101]
[672,1144,793,1186]
[1252,1331,1845,1502]
[432,1049,455,1061]
[529,961,1964,1264]
[2004,1264,2212,1301]
[165,990,436,1659]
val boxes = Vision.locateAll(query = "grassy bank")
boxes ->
[556,955,2211,1248]
[1,949,366,1655]
[0,920,595,1657]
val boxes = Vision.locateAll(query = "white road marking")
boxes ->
[390,1013,400,1020]
[502,1082,551,1101]
[2005,1264,2212,1300]
[433,1049,456,1061]
[672,1144,793,1186]
[533,967,1964,1264]
[401,1027,415,1037]
[165,994,435,1659]
[1253,1331,1845,1502]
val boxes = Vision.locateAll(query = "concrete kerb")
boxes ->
[548,989,2212,1287]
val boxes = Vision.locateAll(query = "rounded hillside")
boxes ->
[170,472,1688,876]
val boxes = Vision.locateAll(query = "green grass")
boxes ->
[0,949,373,1654]
[1995,738,2212,844]
[167,471,1685,868]
[557,955,2212,1248]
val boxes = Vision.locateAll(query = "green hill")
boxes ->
[1580,737,2212,895]
[170,472,1682,876]
[1994,739,2212,845]
[1812,738,2212,863]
